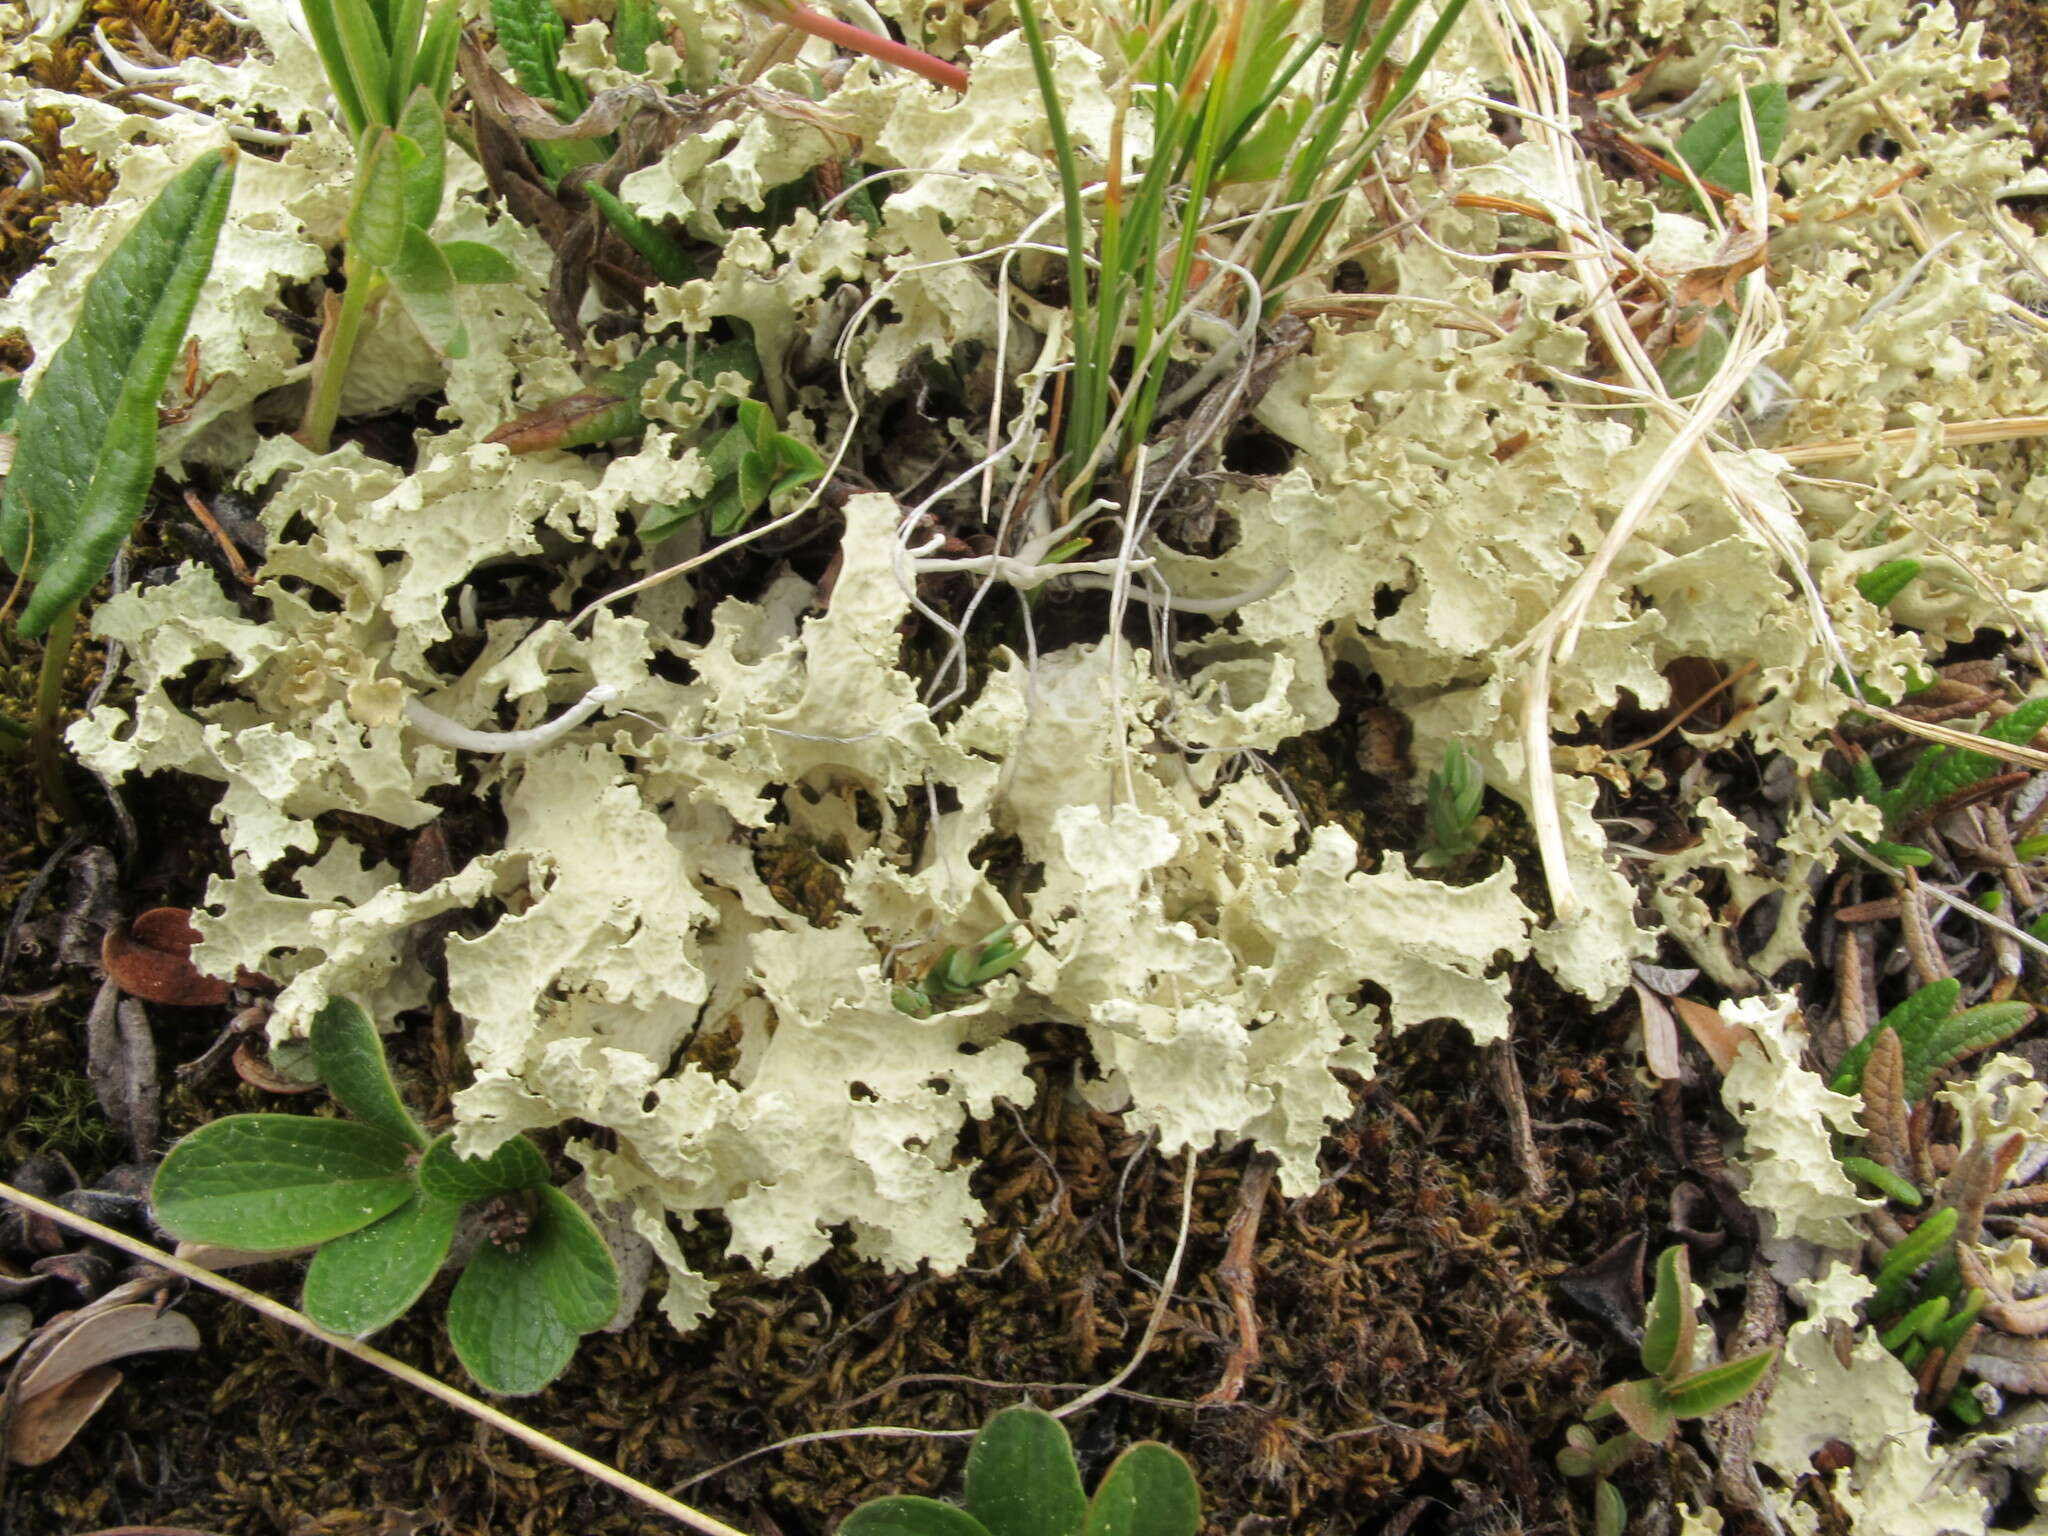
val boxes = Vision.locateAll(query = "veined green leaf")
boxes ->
[445,1227,577,1394]
[386,224,466,355]
[0,149,235,638]
[1674,83,1789,194]
[330,0,397,135]
[527,1184,618,1333]
[417,1129,550,1201]
[963,1406,1086,1536]
[1082,1442,1201,1536]
[1595,1378,1675,1445]
[301,1189,458,1335]
[383,0,429,121]
[151,1113,415,1249]
[309,995,426,1149]
[1831,981,1960,1094]
[347,128,409,270]
[490,0,568,105]
[1902,1001,2035,1102]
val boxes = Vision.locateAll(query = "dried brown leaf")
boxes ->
[100,908,230,1007]
[3,1363,121,1466]
[1967,1330,2048,1393]
[1672,996,1748,1075]
[1858,1028,1910,1178]
[15,1303,200,1400]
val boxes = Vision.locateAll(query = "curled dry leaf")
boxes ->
[230,1038,320,1094]
[4,1364,123,1466]
[2,1298,200,1465]
[1857,1028,1910,1180]
[84,980,160,1156]
[100,909,230,1007]
[1672,996,1749,1075]
[1636,982,1682,1080]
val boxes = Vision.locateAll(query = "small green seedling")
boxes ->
[297,0,518,449]
[893,925,1032,1019]
[839,1403,1199,1536]
[1415,743,1487,870]
[1816,692,2048,868]
[1557,1245,1777,1534]
[152,997,617,1396]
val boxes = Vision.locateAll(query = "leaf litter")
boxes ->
[1,0,2048,1530]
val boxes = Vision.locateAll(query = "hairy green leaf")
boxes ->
[417,1130,549,1201]
[1857,559,1922,608]
[301,1189,459,1335]
[300,0,375,137]
[963,1406,1087,1536]
[309,996,425,1149]
[1902,1001,2035,1102]
[395,85,446,231]
[1596,1378,1674,1445]
[1831,981,1961,1094]
[612,0,656,74]
[152,1114,415,1249]
[0,149,235,637]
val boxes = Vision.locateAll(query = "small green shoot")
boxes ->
[1415,743,1487,869]
[1669,82,1789,205]
[1557,1245,1776,1527]
[840,1404,1200,1536]
[893,924,1032,1019]
[152,997,617,1396]
[1857,558,1922,608]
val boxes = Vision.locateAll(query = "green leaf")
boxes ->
[386,223,466,356]
[1594,1378,1674,1445]
[585,184,695,285]
[1870,1206,1959,1319]
[347,128,409,270]
[411,0,462,105]
[300,0,375,137]
[490,0,568,104]
[417,1130,550,1200]
[0,375,21,433]
[1674,83,1789,193]
[527,1183,618,1333]
[1902,1001,2035,1102]
[1841,1154,1924,1207]
[1879,1296,1950,1354]
[1082,1442,1201,1536]
[301,1188,459,1335]
[383,0,429,121]
[1593,1479,1627,1536]
[963,1406,1087,1536]
[330,0,397,136]
[1662,1346,1777,1419]
[613,0,656,74]
[151,1113,415,1249]
[395,85,446,231]
[1640,1245,1695,1379]
[445,1224,577,1395]
[0,149,235,638]
[840,1499,995,1536]
[1831,981,1961,1094]
[1857,558,1922,608]
[439,240,520,285]
[309,996,425,1149]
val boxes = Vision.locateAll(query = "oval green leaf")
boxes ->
[527,1183,618,1334]
[386,224,465,356]
[445,1231,576,1395]
[417,1130,549,1201]
[151,1113,415,1249]
[347,128,409,270]
[1640,1244,1694,1378]
[301,1188,459,1336]
[1674,83,1789,195]
[1082,1442,1201,1536]
[0,148,236,637]
[310,996,425,1149]
[395,85,447,232]
[840,1498,995,1536]
[963,1405,1086,1536]
[438,239,520,285]
[1595,1378,1675,1446]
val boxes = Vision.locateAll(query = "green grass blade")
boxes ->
[0,148,235,638]
[383,0,429,122]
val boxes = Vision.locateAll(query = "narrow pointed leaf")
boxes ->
[384,0,430,122]
[309,995,426,1149]
[1662,1346,1777,1419]
[0,149,235,637]
[299,0,373,137]
[528,1184,618,1333]
[330,0,397,135]
[840,1499,995,1536]
[412,0,462,103]
[1082,1442,1201,1536]
[613,0,656,73]
[585,184,694,284]
[152,1114,415,1249]
[1903,1002,2035,1102]
[963,1406,1086,1536]
[301,1189,458,1335]
[445,1236,576,1394]
[1640,1244,1694,1378]
[417,1130,549,1201]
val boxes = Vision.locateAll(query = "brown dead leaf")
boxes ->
[1673,996,1748,1075]
[231,1038,320,1094]
[1968,1330,2048,1393]
[101,909,230,1007]
[482,391,630,453]
[84,980,159,1156]
[14,1303,200,1401]
[1858,1029,1910,1179]
[459,31,679,141]
[1670,216,1769,313]
[4,1364,122,1466]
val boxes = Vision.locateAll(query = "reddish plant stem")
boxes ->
[776,1,969,91]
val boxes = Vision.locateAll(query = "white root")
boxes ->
[404,684,621,755]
